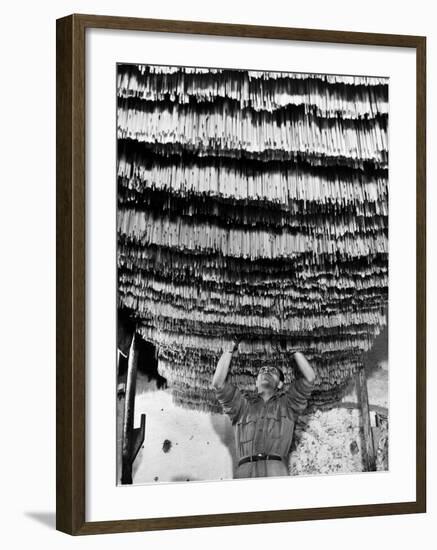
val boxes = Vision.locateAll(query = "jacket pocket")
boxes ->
[238,419,256,443]
[266,411,286,439]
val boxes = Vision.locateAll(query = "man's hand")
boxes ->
[273,338,294,353]
[225,338,239,354]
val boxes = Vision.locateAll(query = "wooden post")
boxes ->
[121,331,146,484]
[357,367,376,471]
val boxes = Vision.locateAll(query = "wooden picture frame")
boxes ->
[56,13,426,535]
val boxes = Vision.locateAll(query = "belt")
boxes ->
[238,453,283,467]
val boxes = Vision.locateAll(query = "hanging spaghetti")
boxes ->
[116,64,389,412]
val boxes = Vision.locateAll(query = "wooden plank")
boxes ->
[356,368,376,471]
[56,14,87,535]
[72,13,424,48]
[121,332,140,484]
[415,35,427,513]
[56,15,74,535]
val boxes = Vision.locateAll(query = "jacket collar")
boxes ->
[245,388,286,403]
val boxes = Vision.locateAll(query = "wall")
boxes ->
[120,376,237,484]
[2,1,435,548]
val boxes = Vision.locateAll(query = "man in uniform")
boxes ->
[212,340,315,478]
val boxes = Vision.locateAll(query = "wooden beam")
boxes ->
[356,368,376,471]
[121,332,142,484]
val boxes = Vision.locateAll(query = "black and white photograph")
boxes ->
[115,63,389,485]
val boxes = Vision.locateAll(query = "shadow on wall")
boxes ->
[363,324,388,376]
[341,322,388,398]
[118,307,167,390]
[209,413,238,476]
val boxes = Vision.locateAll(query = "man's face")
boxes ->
[256,366,281,393]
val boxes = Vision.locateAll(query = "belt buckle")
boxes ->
[256,453,265,461]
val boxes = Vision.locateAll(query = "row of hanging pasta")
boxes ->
[117,210,388,259]
[118,65,387,114]
[117,104,387,162]
[117,158,388,206]
[118,199,388,235]
[126,299,386,332]
[118,258,389,286]
[135,321,386,353]
[119,138,387,169]
[157,345,370,373]
[158,357,366,390]
[118,183,388,222]
[157,357,363,389]
[170,384,351,413]
[153,364,370,391]
[117,71,388,119]
[134,317,386,346]
[132,64,387,85]
[118,269,388,302]
[118,242,388,275]
[158,364,360,391]
[118,243,388,283]
[154,350,376,382]
[118,200,387,236]
[118,272,388,305]
[119,288,386,324]
[118,274,387,308]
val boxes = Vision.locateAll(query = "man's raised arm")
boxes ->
[293,351,316,384]
[281,345,316,416]
[212,340,239,390]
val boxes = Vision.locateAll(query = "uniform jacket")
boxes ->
[215,377,314,478]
